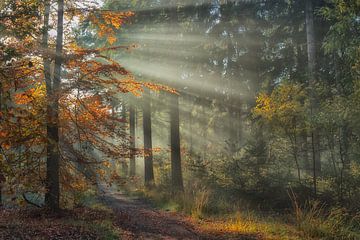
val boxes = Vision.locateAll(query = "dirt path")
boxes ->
[101,191,260,240]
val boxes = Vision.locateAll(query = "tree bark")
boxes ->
[45,0,63,211]
[129,103,136,176]
[121,103,128,176]
[142,88,154,186]
[170,93,184,191]
[305,0,321,196]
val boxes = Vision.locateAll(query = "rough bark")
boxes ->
[45,0,63,211]
[142,88,154,186]
[170,94,183,191]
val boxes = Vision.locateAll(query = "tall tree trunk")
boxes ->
[142,88,154,186]
[170,94,183,191]
[305,0,321,196]
[45,0,63,211]
[42,0,51,91]
[129,103,136,176]
[121,103,128,176]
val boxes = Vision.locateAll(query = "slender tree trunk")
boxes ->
[42,0,51,91]
[121,103,128,176]
[45,0,63,211]
[188,98,195,160]
[292,119,301,183]
[301,130,311,173]
[170,93,184,191]
[340,124,350,169]
[129,103,136,176]
[142,88,154,186]
[42,0,53,198]
[327,132,338,177]
[306,0,321,196]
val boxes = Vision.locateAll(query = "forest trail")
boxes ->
[101,191,260,240]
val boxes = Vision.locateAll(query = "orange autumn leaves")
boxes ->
[14,83,46,105]
[61,95,114,137]
[0,3,176,199]
[89,11,135,45]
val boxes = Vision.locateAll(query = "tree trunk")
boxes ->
[305,0,321,196]
[129,103,136,176]
[45,0,63,211]
[301,130,311,173]
[121,103,128,176]
[142,88,154,186]
[170,94,184,191]
[42,0,51,92]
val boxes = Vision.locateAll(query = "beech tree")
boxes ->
[0,0,171,211]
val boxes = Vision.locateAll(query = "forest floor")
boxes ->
[0,190,304,239]
[101,190,261,240]
[0,190,262,240]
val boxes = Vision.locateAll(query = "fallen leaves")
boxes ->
[0,208,118,240]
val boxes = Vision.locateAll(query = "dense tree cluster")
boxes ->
[102,0,360,210]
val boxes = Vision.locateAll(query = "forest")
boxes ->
[0,0,360,239]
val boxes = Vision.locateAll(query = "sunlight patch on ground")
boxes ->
[194,213,303,240]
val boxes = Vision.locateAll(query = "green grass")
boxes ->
[135,187,360,240]
[292,200,360,240]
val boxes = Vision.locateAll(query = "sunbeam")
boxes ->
[1,0,355,238]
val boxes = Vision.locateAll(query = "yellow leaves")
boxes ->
[254,83,307,128]
[254,92,274,120]
[70,180,88,191]
[103,161,111,168]
[97,169,106,177]
[117,75,178,97]
[14,83,46,105]
[107,35,117,45]
[102,11,134,29]
[89,11,134,45]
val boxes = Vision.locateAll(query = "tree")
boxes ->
[1,0,157,210]
[305,0,321,196]
[45,0,64,211]
[121,102,128,176]
[129,103,136,176]
[143,88,154,186]
[169,93,183,191]
[254,83,307,183]
[0,0,44,207]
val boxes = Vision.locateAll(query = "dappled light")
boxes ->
[1,0,360,239]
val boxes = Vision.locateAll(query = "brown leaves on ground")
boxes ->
[0,195,261,240]
[0,208,116,240]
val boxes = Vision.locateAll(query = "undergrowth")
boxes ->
[137,186,360,240]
